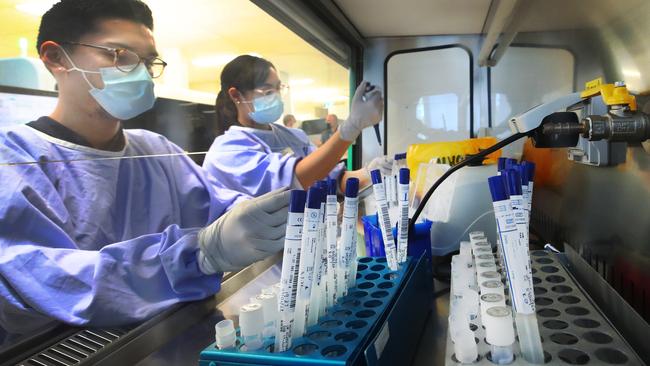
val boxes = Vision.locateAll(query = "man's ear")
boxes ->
[39,41,69,76]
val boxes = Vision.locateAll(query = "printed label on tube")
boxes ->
[397,182,409,263]
[293,207,321,337]
[326,196,338,307]
[373,181,399,270]
[493,200,535,314]
[338,196,358,297]
[274,211,304,352]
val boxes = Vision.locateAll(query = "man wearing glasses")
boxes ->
[0,0,290,331]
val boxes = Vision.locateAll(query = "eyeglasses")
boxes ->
[253,83,289,97]
[62,41,167,78]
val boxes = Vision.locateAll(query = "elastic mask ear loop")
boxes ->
[59,46,101,90]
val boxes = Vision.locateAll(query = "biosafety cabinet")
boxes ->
[1,1,649,365]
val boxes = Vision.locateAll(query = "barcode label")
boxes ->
[493,200,535,315]
[278,213,303,312]
[296,208,320,303]
[373,182,398,270]
[397,183,409,263]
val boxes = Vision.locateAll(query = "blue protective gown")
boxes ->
[202,123,345,197]
[0,124,248,330]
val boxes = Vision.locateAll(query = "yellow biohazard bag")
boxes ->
[406,137,501,176]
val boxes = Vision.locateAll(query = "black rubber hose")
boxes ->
[409,131,529,229]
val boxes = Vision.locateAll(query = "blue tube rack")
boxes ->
[199,254,432,366]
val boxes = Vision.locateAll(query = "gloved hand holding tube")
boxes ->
[197,188,291,274]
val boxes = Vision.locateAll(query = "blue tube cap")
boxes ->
[345,177,359,198]
[306,187,322,209]
[488,175,509,202]
[289,190,307,213]
[516,164,530,186]
[497,157,507,172]
[501,174,510,195]
[523,161,536,182]
[399,168,410,184]
[394,152,407,160]
[327,179,337,195]
[505,169,523,196]
[505,158,518,170]
[318,181,328,202]
[370,169,382,184]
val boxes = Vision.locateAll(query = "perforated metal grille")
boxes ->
[445,250,645,365]
[16,329,127,366]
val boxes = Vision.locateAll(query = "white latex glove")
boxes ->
[339,81,384,142]
[197,188,291,274]
[366,155,394,176]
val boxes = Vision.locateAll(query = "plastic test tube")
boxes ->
[484,306,515,364]
[240,303,264,351]
[256,292,278,339]
[489,176,544,364]
[215,319,236,350]
[396,168,410,264]
[370,169,399,271]
[337,178,359,297]
[293,187,322,339]
[325,179,338,308]
[345,178,361,289]
[308,182,328,326]
[448,289,479,363]
[504,170,545,364]
[274,190,307,352]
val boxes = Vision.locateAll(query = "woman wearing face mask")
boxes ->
[202,55,392,196]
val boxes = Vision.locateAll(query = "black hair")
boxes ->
[37,0,154,53]
[214,55,275,136]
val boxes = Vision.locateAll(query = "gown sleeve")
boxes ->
[203,132,300,197]
[0,132,227,328]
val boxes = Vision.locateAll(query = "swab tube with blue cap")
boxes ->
[371,169,399,271]
[293,187,323,338]
[504,169,544,364]
[522,161,536,214]
[396,168,410,264]
[489,176,544,364]
[308,182,327,325]
[338,178,359,296]
[274,190,306,352]
[325,179,338,308]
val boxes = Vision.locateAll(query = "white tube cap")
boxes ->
[484,306,515,347]
[215,319,237,349]
[480,280,505,296]
[239,303,265,337]
[476,261,498,275]
[256,292,279,324]
[459,241,472,257]
[480,293,506,319]
[479,271,501,281]
[469,231,485,241]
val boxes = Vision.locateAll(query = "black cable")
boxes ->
[409,131,529,228]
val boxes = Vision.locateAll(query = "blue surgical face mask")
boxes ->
[62,48,155,120]
[244,93,284,124]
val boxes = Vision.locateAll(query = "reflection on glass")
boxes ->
[386,47,471,156]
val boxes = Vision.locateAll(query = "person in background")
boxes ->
[203,55,393,198]
[320,113,338,144]
[0,0,289,331]
[282,114,297,128]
